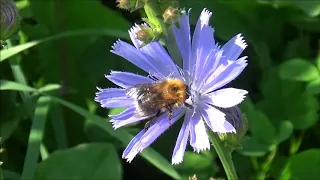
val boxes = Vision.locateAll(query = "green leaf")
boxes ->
[21,96,51,180]
[259,68,319,130]
[49,96,181,180]
[238,136,270,157]
[270,156,288,179]
[0,104,25,141]
[0,29,128,62]
[317,50,320,70]
[109,107,126,116]
[179,0,249,39]
[279,58,320,82]
[35,143,122,180]
[246,110,276,145]
[260,0,320,17]
[286,92,319,130]
[276,121,294,144]
[283,36,310,60]
[175,151,214,172]
[287,1,320,17]
[2,169,20,180]
[0,80,37,92]
[281,149,320,179]
[37,84,61,93]
[306,79,320,95]
[49,103,68,149]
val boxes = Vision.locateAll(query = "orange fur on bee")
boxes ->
[158,78,187,105]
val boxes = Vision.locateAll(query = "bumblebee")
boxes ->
[126,78,191,129]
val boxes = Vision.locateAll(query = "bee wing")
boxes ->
[126,83,162,117]
[125,83,159,100]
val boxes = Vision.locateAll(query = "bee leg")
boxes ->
[168,111,173,125]
[167,106,174,125]
[144,111,162,130]
[144,119,154,131]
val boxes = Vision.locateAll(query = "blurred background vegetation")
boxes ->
[1,0,320,179]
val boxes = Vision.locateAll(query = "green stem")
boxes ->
[289,131,305,155]
[208,132,238,180]
[256,146,277,180]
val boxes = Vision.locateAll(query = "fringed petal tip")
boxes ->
[129,23,141,33]
[235,33,247,50]
[128,23,150,34]
[200,8,212,19]
[112,123,121,130]
[193,146,210,154]
[122,154,135,163]
[237,57,249,68]
[110,39,122,51]
[172,159,183,165]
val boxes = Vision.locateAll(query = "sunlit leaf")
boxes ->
[0,29,128,62]
[279,58,320,82]
[21,96,51,180]
[0,80,37,92]
[281,149,320,179]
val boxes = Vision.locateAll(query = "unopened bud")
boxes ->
[116,0,144,12]
[136,29,150,41]
[163,7,180,24]
[217,106,248,151]
[0,0,20,41]
[135,26,161,47]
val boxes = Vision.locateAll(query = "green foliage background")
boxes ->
[1,0,320,179]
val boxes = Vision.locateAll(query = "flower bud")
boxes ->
[162,7,180,24]
[0,0,20,41]
[135,25,161,47]
[116,0,144,12]
[217,106,248,151]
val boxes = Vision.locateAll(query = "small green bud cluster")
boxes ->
[116,0,182,46]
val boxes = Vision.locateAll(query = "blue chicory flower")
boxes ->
[95,8,248,164]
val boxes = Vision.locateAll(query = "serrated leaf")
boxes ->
[279,58,320,82]
[35,143,122,180]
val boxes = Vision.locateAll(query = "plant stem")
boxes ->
[256,146,277,180]
[289,131,305,155]
[208,132,238,180]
